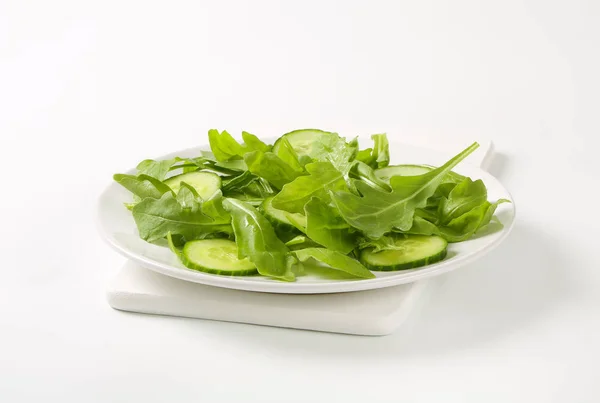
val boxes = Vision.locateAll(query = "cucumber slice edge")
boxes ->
[180,239,258,276]
[164,171,222,200]
[360,235,448,271]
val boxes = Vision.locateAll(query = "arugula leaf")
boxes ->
[221,192,264,206]
[224,176,276,206]
[356,148,373,165]
[354,134,389,169]
[426,182,458,208]
[244,151,303,189]
[201,191,232,223]
[271,161,347,213]
[196,151,248,174]
[242,131,271,152]
[294,248,375,279]
[223,198,295,281]
[243,178,276,198]
[274,137,304,172]
[438,200,503,242]
[176,182,203,210]
[114,173,172,199]
[401,216,442,237]
[136,158,179,180]
[208,129,246,161]
[358,235,407,253]
[415,207,439,222]
[370,134,390,168]
[132,191,232,242]
[166,232,183,257]
[401,199,510,242]
[331,142,479,238]
[310,133,357,178]
[208,129,273,162]
[477,199,510,231]
[304,197,356,254]
[222,171,257,193]
[349,161,391,192]
[168,157,207,174]
[437,178,487,225]
[284,235,321,250]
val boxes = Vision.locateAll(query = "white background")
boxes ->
[1,1,599,402]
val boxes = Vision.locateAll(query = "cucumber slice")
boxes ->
[180,239,258,276]
[360,235,448,271]
[164,171,221,200]
[374,164,433,181]
[272,129,337,164]
[261,197,307,236]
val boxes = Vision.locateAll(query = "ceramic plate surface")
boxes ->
[97,139,515,294]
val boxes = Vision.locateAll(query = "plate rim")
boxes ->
[96,142,516,294]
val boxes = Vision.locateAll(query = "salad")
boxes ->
[114,129,509,282]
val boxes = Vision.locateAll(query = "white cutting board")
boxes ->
[106,139,494,336]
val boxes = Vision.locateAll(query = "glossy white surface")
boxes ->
[98,140,514,293]
[1,1,599,402]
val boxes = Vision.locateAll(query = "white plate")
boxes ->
[97,140,515,294]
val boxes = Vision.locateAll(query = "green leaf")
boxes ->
[244,151,303,189]
[243,178,276,198]
[356,148,373,165]
[310,133,357,178]
[207,129,246,161]
[354,134,389,169]
[132,191,232,242]
[223,198,295,281]
[294,248,375,279]
[166,232,183,257]
[401,199,510,242]
[304,197,356,254]
[427,182,458,208]
[274,137,304,172]
[176,182,203,210]
[397,216,440,236]
[437,178,487,225]
[358,235,407,252]
[438,198,510,242]
[349,161,391,192]
[415,207,439,222]
[438,201,496,242]
[201,191,232,223]
[113,173,172,200]
[170,157,217,174]
[207,129,272,163]
[284,235,321,251]
[271,161,346,213]
[222,171,257,193]
[196,152,248,174]
[331,142,479,238]
[242,131,271,152]
[477,199,510,231]
[224,176,276,206]
[136,158,179,180]
[371,133,390,168]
